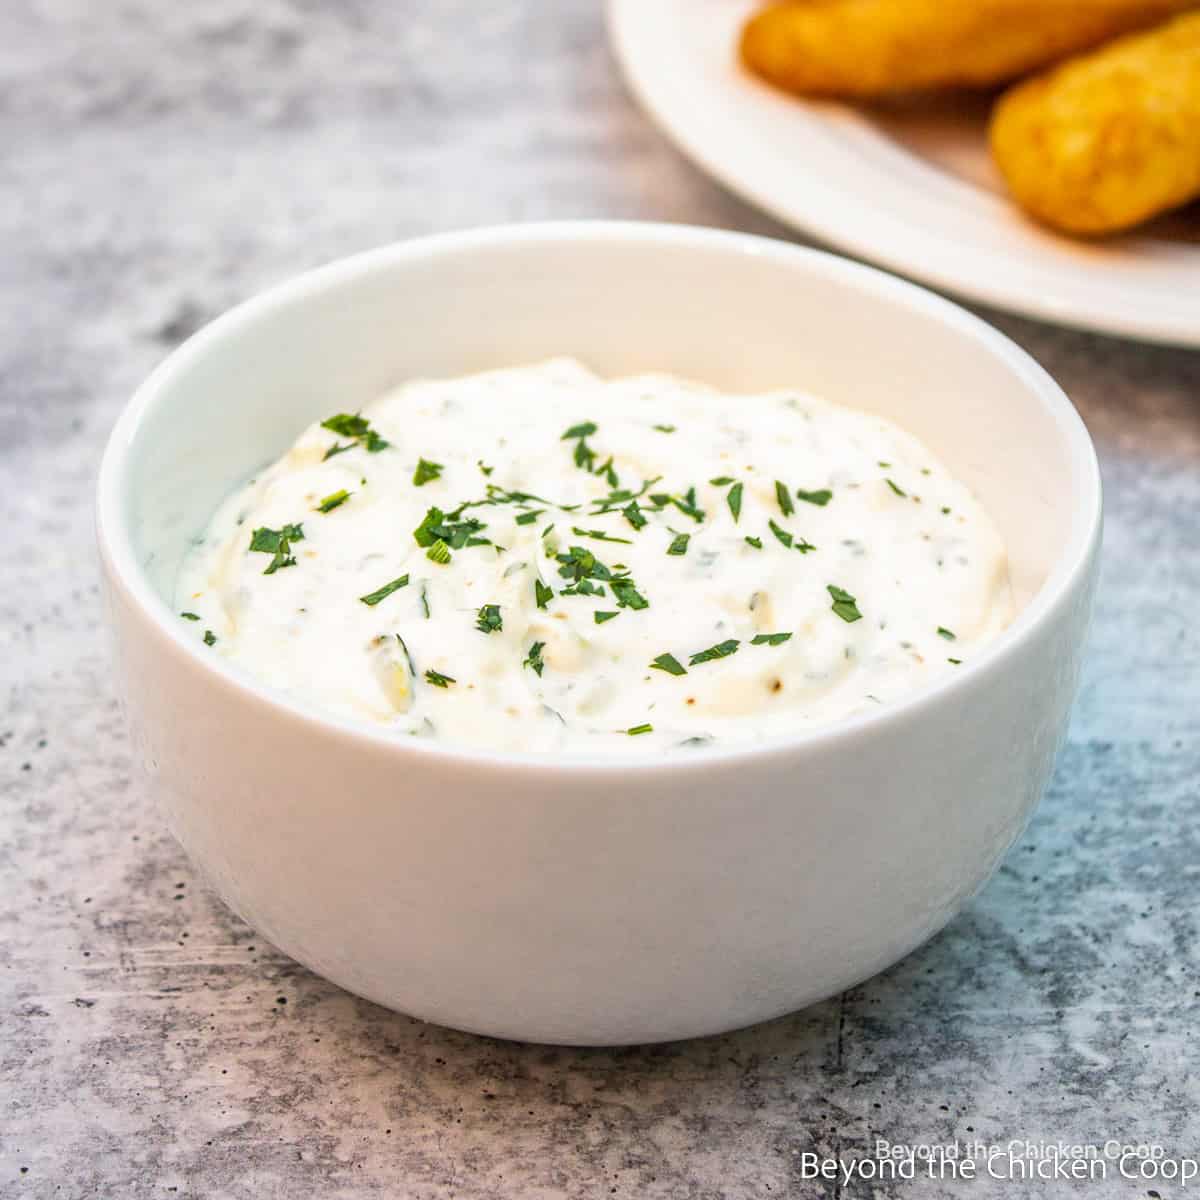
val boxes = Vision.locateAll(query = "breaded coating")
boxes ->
[990,11,1200,233]
[741,0,1197,97]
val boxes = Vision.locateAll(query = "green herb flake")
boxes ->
[571,526,632,544]
[594,610,619,624]
[937,626,957,641]
[412,458,444,487]
[726,481,744,523]
[667,532,690,556]
[709,476,735,486]
[523,641,546,677]
[561,421,598,440]
[744,536,763,549]
[475,604,503,634]
[775,481,794,516]
[180,611,200,621]
[426,539,452,565]
[948,657,962,665]
[424,669,455,688]
[827,585,862,623]
[515,510,543,526]
[203,629,217,646]
[413,506,488,551]
[249,523,305,575]
[689,639,740,666]
[610,578,649,611]
[320,412,390,457]
[478,460,494,476]
[535,579,554,609]
[359,575,410,606]
[653,424,676,433]
[886,478,907,497]
[751,632,793,646]
[316,489,351,513]
[768,519,793,549]
[795,487,833,507]
[622,501,647,531]
[627,723,654,736]
[650,652,687,676]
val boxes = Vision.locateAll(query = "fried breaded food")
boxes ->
[989,12,1200,234]
[740,0,1198,97]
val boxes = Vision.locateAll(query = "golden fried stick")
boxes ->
[740,0,1198,97]
[990,12,1200,234]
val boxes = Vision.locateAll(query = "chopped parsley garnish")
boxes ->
[535,579,554,609]
[591,477,662,515]
[726,481,744,522]
[653,486,705,524]
[412,458,444,487]
[768,519,793,549]
[424,669,455,688]
[627,723,654,736]
[948,657,962,665]
[610,578,649,610]
[475,603,503,634]
[249,523,305,574]
[359,575,410,606]
[316,489,351,513]
[571,526,632,544]
[795,487,832,507]
[827,585,862,623]
[689,639,740,666]
[878,460,892,468]
[478,460,494,476]
[180,611,200,621]
[320,412,389,458]
[523,641,546,676]
[886,478,907,497]
[709,476,735,486]
[203,629,217,646]
[515,510,543,526]
[744,536,763,550]
[622,501,647,531]
[413,506,488,551]
[650,652,687,676]
[653,424,676,433]
[426,539,452,565]
[556,544,610,584]
[751,632,793,646]
[594,610,619,624]
[561,421,598,440]
[594,456,619,488]
[775,481,794,517]
[937,626,957,641]
[769,520,816,553]
[667,532,690,556]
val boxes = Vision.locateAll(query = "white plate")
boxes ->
[608,0,1200,346]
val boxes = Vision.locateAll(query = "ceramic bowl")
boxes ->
[97,222,1101,1044]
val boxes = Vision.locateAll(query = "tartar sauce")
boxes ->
[177,359,1014,754]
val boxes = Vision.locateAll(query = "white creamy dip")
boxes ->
[177,359,1014,754]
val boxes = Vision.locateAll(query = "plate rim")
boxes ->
[607,0,1200,348]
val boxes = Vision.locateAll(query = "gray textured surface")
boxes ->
[2,2,1198,1197]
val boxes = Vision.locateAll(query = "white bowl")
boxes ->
[97,222,1101,1045]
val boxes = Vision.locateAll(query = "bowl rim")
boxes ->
[96,219,1103,773]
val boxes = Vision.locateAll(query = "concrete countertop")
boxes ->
[2,2,1197,1196]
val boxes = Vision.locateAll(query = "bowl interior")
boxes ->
[105,225,1096,622]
